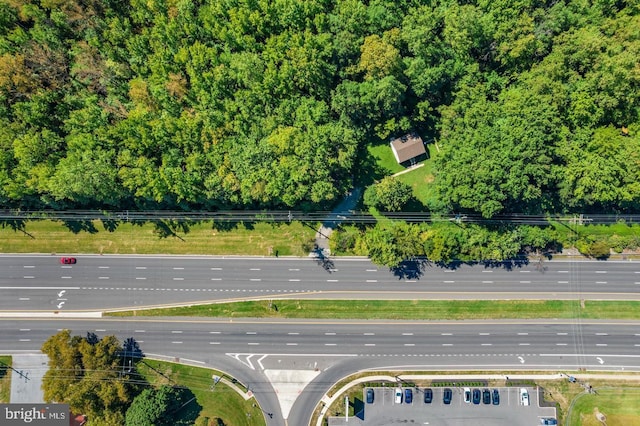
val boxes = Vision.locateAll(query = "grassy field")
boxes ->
[137,359,264,426]
[0,220,316,256]
[107,299,640,320]
[567,388,640,426]
[0,356,11,403]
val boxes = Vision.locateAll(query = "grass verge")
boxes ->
[567,387,640,426]
[137,359,264,426]
[0,220,316,256]
[0,356,11,403]
[107,300,640,320]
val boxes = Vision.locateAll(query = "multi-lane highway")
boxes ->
[1,254,640,425]
[1,255,640,311]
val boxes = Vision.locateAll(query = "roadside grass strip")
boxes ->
[0,355,11,403]
[567,388,640,426]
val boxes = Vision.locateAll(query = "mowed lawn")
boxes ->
[0,220,316,256]
[137,359,264,426]
[568,388,640,426]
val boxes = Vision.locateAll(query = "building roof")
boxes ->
[390,132,426,164]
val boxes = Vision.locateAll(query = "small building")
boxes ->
[390,132,427,167]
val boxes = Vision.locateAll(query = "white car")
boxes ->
[520,388,530,406]
[463,387,471,403]
[394,388,403,404]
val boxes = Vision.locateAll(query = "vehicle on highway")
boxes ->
[472,389,481,405]
[404,388,413,404]
[366,388,374,404]
[540,418,557,425]
[60,257,77,264]
[423,388,432,403]
[492,389,500,405]
[520,388,530,406]
[482,389,491,404]
[395,388,403,404]
[443,388,453,405]
[464,387,471,403]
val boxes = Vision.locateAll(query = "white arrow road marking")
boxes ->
[57,290,66,298]
[596,357,604,364]
[518,356,525,364]
[56,302,65,309]
[257,354,268,370]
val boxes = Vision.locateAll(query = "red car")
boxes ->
[60,257,77,264]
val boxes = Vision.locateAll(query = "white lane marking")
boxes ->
[325,343,337,346]
[482,270,493,273]
[19,329,30,331]
[479,333,490,336]
[286,343,298,346]
[595,271,607,274]
[289,268,300,271]
[211,278,221,281]
[365,343,376,346]
[444,270,455,273]
[364,333,375,336]
[173,267,184,270]
[366,280,377,283]
[18,298,30,301]
[325,332,336,335]
[289,279,300,282]
[23,266,34,268]
[519,343,530,346]
[250,279,261,281]
[558,271,569,273]
[246,332,257,335]
[210,342,220,345]
[481,343,492,346]
[444,280,455,283]
[366,269,377,272]
[136,277,146,280]
[98,266,109,269]
[211,267,222,270]
[441,333,453,336]
[134,330,145,333]
[172,341,183,344]
[596,281,607,284]
[209,332,221,334]
[442,343,453,346]
[171,331,183,334]
[250,268,261,271]
[19,339,31,342]
[520,281,531,284]
[595,333,608,336]
[288,332,299,335]
[519,270,530,273]
[404,343,415,347]
[558,281,568,284]
[518,333,529,335]
[557,333,568,335]
[0,286,80,290]
[596,344,608,347]
[173,278,184,281]
[482,281,493,283]
[61,266,72,269]
[136,267,147,270]
[327,279,338,282]
[23,276,34,279]
[98,277,109,280]
[402,333,414,336]
[95,329,106,332]
[556,343,567,346]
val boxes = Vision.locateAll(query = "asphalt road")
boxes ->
[1,255,640,311]
[3,318,640,425]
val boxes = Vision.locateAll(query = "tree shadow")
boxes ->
[352,397,365,420]
[100,218,120,232]
[391,259,428,279]
[212,220,239,232]
[311,247,335,272]
[172,387,202,425]
[153,220,189,240]
[60,219,98,234]
[0,218,34,238]
[480,258,530,271]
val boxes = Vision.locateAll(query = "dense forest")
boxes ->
[0,0,639,217]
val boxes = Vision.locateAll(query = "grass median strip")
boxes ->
[107,300,640,320]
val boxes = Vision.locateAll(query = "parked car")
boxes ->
[60,257,77,264]
[394,388,403,404]
[366,388,374,404]
[424,388,433,404]
[472,389,481,404]
[443,388,452,405]
[463,387,471,403]
[482,389,491,404]
[404,388,413,404]
[540,419,557,425]
[492,389,500,405]
[520,388,530,406]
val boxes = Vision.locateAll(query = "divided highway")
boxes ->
[1,255,639,311]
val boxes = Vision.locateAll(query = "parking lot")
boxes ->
[328,386,557,426]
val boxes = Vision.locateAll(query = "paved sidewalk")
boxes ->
[9,353,48,403]
[314,188,362,257]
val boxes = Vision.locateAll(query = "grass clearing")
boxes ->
[567,388,640,426]
[0,356,11,403]
[107,300,640,320]
[0,220,316,256]
[136,359,264,426]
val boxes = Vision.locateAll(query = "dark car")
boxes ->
[404,388,413,404]
[482,389,491,404]
[443,388,453,405]
[540,419,558,425]
[492,389,500,405]
[60,257,76,264]
[424,388,433,404]
[472,389,481,405]
[366,388,374,404]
